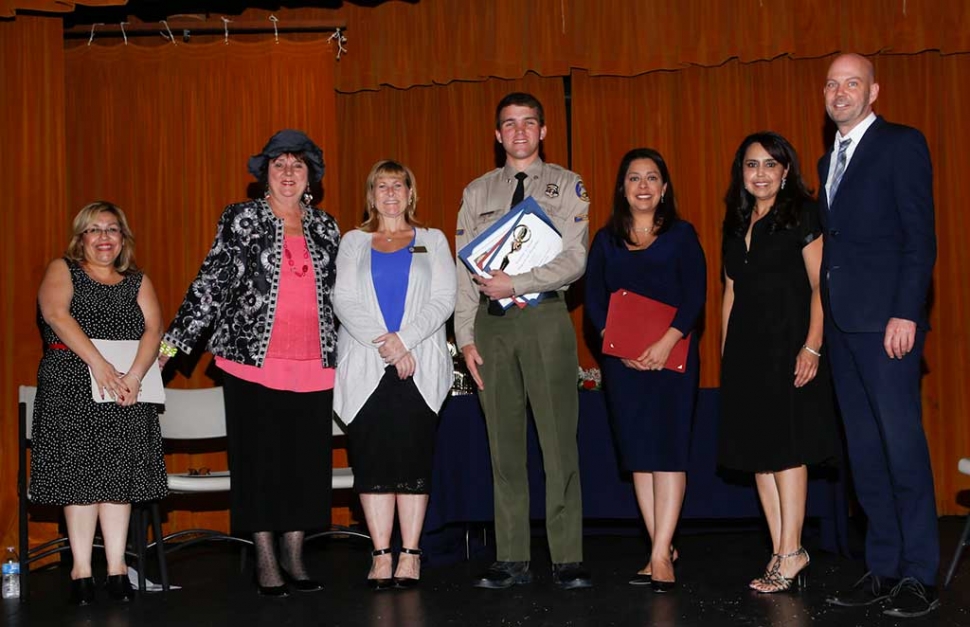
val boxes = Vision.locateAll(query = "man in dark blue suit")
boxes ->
[819,53,939,618]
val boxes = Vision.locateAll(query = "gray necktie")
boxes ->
[828,138,852,206]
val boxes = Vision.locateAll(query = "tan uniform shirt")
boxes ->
[454,158,590,348]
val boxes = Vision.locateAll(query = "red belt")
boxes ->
[47,343,69,350]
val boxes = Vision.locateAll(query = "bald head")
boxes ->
[831,53,875,82]
[824,53,879,135]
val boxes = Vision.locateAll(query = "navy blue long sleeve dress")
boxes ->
[585,221,707,471]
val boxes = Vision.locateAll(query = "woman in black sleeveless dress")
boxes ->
[30,201,167,605]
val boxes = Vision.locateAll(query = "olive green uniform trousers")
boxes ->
[475,297,583,564]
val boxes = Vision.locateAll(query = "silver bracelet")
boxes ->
[802,345,822,357]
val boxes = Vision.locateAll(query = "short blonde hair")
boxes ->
[359,160,423,233]
[65,201,138,274]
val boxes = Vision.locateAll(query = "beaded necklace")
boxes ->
[284,238,310,277]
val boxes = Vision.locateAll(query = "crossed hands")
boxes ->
[91,358,140,406]
[374,332,415,379]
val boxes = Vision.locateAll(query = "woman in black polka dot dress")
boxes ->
[29,201,168,605]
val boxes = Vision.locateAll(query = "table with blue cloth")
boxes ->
[423,389,848,562]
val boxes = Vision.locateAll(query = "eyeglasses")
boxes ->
[83,226,122,238]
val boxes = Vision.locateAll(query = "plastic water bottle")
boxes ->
[1,547,20,599]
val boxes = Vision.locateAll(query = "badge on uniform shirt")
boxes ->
[409,246,428,253]
[575,180,590,202]
[545,183,560,198]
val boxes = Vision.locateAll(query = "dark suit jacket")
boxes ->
[818,116,936,333]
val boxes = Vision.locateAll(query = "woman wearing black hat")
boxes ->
[160,130,341,596]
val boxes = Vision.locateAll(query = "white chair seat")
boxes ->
[167,471,232,493]
[332,467,355,491]
[958,458,970,476]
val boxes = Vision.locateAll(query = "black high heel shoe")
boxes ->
[280,568,324,593]
[368,548,395,591]
[105,574,135,602]
[629,546,679,586]
[69,577,97,606]
[393,547,423,589]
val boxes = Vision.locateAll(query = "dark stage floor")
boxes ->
[4,518,970,627]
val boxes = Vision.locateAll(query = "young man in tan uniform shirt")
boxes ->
[455,92,592,590]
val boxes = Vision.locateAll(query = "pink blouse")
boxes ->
[217,236,334,392]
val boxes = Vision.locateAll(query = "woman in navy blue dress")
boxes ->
[586,148,706,592]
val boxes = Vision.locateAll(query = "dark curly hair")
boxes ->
[608,147,679,246]
[723,132,812,239]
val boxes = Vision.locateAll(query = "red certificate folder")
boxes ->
[601,290,690,373]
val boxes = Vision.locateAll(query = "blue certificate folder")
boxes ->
[457,197,561,308]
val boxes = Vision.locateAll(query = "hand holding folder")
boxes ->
[601,290,690,373]
[457,197,562,310]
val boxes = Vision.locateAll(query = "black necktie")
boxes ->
[511,172,528,208]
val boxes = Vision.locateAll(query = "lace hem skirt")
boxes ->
[346,366,438,494]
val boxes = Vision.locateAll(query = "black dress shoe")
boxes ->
[368,548,395,591]
[105,574,135,602]
[473,561,532,589]
[393,547,422,589]
[552,562,592,590]
[826,571,896,607]
[254,571,289,597]
[883,578,940,618]
[256,583,290,597]
[280,569,323,593]
[69,577,96,606]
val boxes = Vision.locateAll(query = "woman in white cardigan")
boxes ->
[334,160,456,590]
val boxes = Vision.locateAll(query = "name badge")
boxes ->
[410,246,428,253]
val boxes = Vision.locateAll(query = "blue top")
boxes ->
[585,220,707,338]
[371,240,413,333]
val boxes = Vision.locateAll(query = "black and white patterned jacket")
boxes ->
[164,199,340,368]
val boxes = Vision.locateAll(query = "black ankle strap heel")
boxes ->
[368,548,395,591]
[394,547,423,589]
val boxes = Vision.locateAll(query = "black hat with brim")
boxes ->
[247,129,325,182]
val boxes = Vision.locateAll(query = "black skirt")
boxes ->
[346,366,438,494]
[222,372,333,533]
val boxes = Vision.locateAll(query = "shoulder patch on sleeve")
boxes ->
[575,180,590,202]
